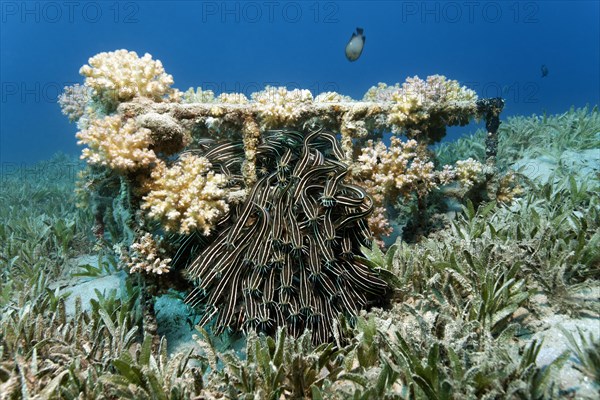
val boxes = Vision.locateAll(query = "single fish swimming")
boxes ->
[541,64,549,78]
[345,27,365,62]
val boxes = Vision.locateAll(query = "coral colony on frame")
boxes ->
[66,49,505,342]
[2,48,595,398]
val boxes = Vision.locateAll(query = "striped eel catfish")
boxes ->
[185,127,389,344]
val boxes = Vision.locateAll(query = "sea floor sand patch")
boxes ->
[50,254,127,315]
[512,148,600,184]
[528,284,600,398]
[532,313,599,398]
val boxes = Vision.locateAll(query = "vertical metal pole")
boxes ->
[477,97,505,166]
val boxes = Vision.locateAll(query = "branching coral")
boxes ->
[348,137,437,239]
[58,84,92,122]
[251,86,314,130]
[351,137,437,203]
[451,158,485,188]
[350,137,491,239]
[367,206,394,240]
[182,88,250,106]
[363,82,401,102]
[113,74,484,179]
[495,171,524,203]
[125,233,172,275]
[240,116,262,184]
[76,115,158,172]
[80,49,174,109]
[141,154,231,236]
[314,91,353,103]
[182,87,216,104]
[216,92,249,104]
[365,75,478,141]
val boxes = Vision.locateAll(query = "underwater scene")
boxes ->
[1,1,599,398]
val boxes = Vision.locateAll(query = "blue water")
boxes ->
[1,1,598,164]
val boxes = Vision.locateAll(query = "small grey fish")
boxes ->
[345,27,365,62]
[541,64,549,78]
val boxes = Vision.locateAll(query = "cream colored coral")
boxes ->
[127,233,172,275]
[75,104,105,131]
[167,88,184,103]
[80,49,174,106]
[438,164,457,185]
[183,87,215,103]
[351,138,488,240]
[217,92,249,104]
[368,206,394,242]
[76,115,157,172]
[362,82,396,102]
[314,91,353,103]
[339,103,376,160]
[496,171,523,203]
[354,141,483,196]
[141,154,230,235]
[251,86,313,129]
[58,84,92,122]
[362,75,478,133]
[389,94,427,130]
[353,137,437,199]
[350,137,438,238]
[453,158,485,188]
[241,116,261,184]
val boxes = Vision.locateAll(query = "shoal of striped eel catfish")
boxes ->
[184,127,389,343]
